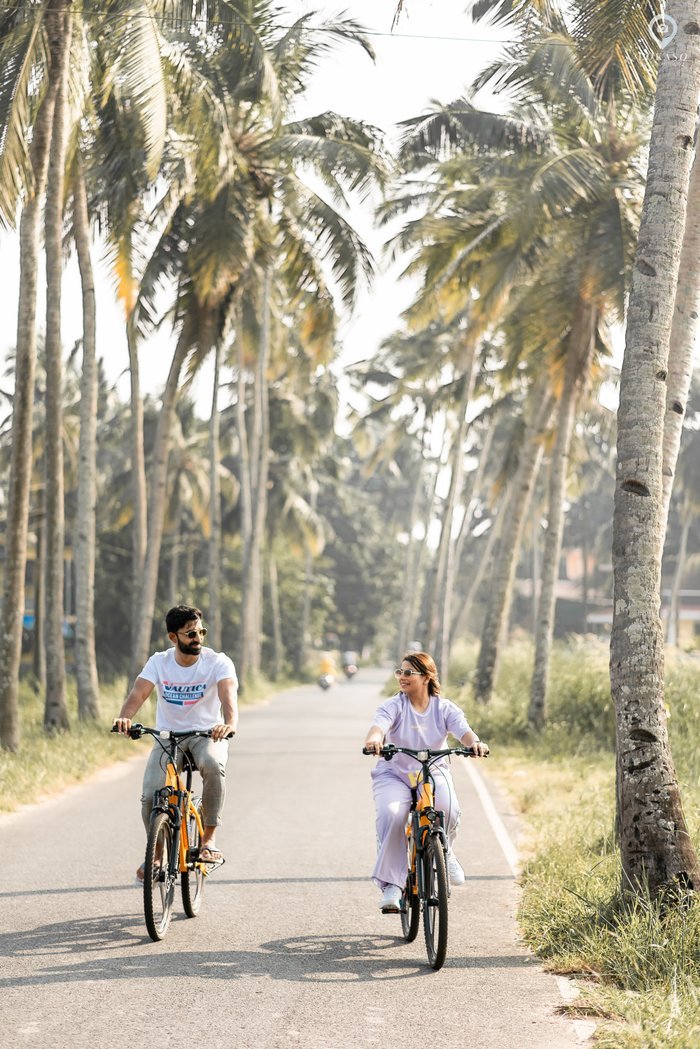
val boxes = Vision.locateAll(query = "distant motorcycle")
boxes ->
[317,673,335,690]
[343,663,358,679]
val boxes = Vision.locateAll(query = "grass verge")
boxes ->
[0,672,285,815]
[450,638,700,1049]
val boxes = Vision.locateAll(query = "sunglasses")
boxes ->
[178,628,207,639]
[395,667,424,677]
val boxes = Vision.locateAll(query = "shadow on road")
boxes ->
[0,919,540,988]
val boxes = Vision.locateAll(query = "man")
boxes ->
[113,604,238,882]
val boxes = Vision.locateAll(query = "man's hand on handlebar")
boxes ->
[211,723,236,741]
[112,717,133,735]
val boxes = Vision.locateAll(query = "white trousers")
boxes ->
[370,766,461,890]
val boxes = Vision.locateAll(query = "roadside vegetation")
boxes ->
[0,675,279,815]
[451,638,700,1048]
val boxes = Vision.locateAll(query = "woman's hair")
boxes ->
[402,651,441,696]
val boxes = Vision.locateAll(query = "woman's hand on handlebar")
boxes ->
[471,740,489,758]
[363,739,383,756]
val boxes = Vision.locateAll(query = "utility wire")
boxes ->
[0,2,529,46]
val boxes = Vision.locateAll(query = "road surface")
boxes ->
[0,668,587,1049]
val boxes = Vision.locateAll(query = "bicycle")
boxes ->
[112,724,231,941]
[363,743,480,970]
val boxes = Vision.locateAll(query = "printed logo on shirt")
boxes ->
[162,681,207,707]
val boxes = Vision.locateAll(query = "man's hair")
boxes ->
[165,605,203,635]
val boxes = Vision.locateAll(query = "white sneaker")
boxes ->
[447,851,465,886]
[379,884,403,913]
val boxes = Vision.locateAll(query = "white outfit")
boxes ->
[369,691,473,890]
[140,646,237,731]
[139,646,238,829]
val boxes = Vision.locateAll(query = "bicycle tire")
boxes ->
[144,811,176,941]
[422,835,449,970]
[181,797,205,918]
[401,871,420,942]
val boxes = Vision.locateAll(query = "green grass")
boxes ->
[0,672,284,814]
[450,638,700,1048]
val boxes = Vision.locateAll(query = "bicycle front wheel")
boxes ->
[181,797,205,918]
[401,871,420,942]
[144,812,176,941]
[422,836,449,970]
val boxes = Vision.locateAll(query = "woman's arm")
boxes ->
[363,724,385,755]
[460,728,489,757]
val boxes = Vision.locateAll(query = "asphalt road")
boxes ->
[0,668,586,1049]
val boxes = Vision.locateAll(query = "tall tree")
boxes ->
[0,5,60,748]
[42,1,73,732]
[72,157,100,718]
[610,0,700,896]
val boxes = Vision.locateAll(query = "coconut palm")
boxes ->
[128,8,387,682]
[0,0,175,743]
[0,1,63,748]
[393,11,646,707]
[609,0,700,896]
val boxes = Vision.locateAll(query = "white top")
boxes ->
[140,647,238,731]
[371,691,473,778]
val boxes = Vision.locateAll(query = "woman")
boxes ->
[363,651,489,912]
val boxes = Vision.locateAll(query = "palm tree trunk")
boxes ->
[72,158,100,719]
[43,5,74,733]
[662,152,700,528]
[168,496,181,602]
[440,421,494,672]
[208,341,223,651]
[269,550,283,679]
[249,271,272,676]
[414,427,449,645]
[32,493,47,689]
[451,508,502,641]
[432,345,478,675]
[131,330,190,677]
[0,64,59,750]
[236,338,254,685]
[474,387,554,702]
[397,453,427,656]
[296,480,317,676]
[529,304,596,730]
[611,0,700,897]
[127,316,148,671]
[666,494,690,646]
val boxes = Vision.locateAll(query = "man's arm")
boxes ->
[112,677,155,734]
[212,677,238,741]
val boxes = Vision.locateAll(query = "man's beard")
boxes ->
[177,638,201,656]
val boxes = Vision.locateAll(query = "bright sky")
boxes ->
[0,1,509,408]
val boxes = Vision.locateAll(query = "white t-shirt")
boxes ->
[139,647,238,731]
[371,691,473,779]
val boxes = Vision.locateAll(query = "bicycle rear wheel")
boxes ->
[181,797,205,918]
[401,870,420,942]
[422,836,449,970]
[144,812,176,941]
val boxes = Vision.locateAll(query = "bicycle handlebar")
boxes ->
[111,724,235,741]
[362,744,485,760]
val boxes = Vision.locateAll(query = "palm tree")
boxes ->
[71,157,100,719]
[609,0,700,897]
[0,2,62,748]
[128,8,387,682]
[42,2,74,733]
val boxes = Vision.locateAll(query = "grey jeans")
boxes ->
[140,736,230,831]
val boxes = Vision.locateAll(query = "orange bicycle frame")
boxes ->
[161,760,206,874]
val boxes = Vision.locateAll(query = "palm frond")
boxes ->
[0,17,48,227]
